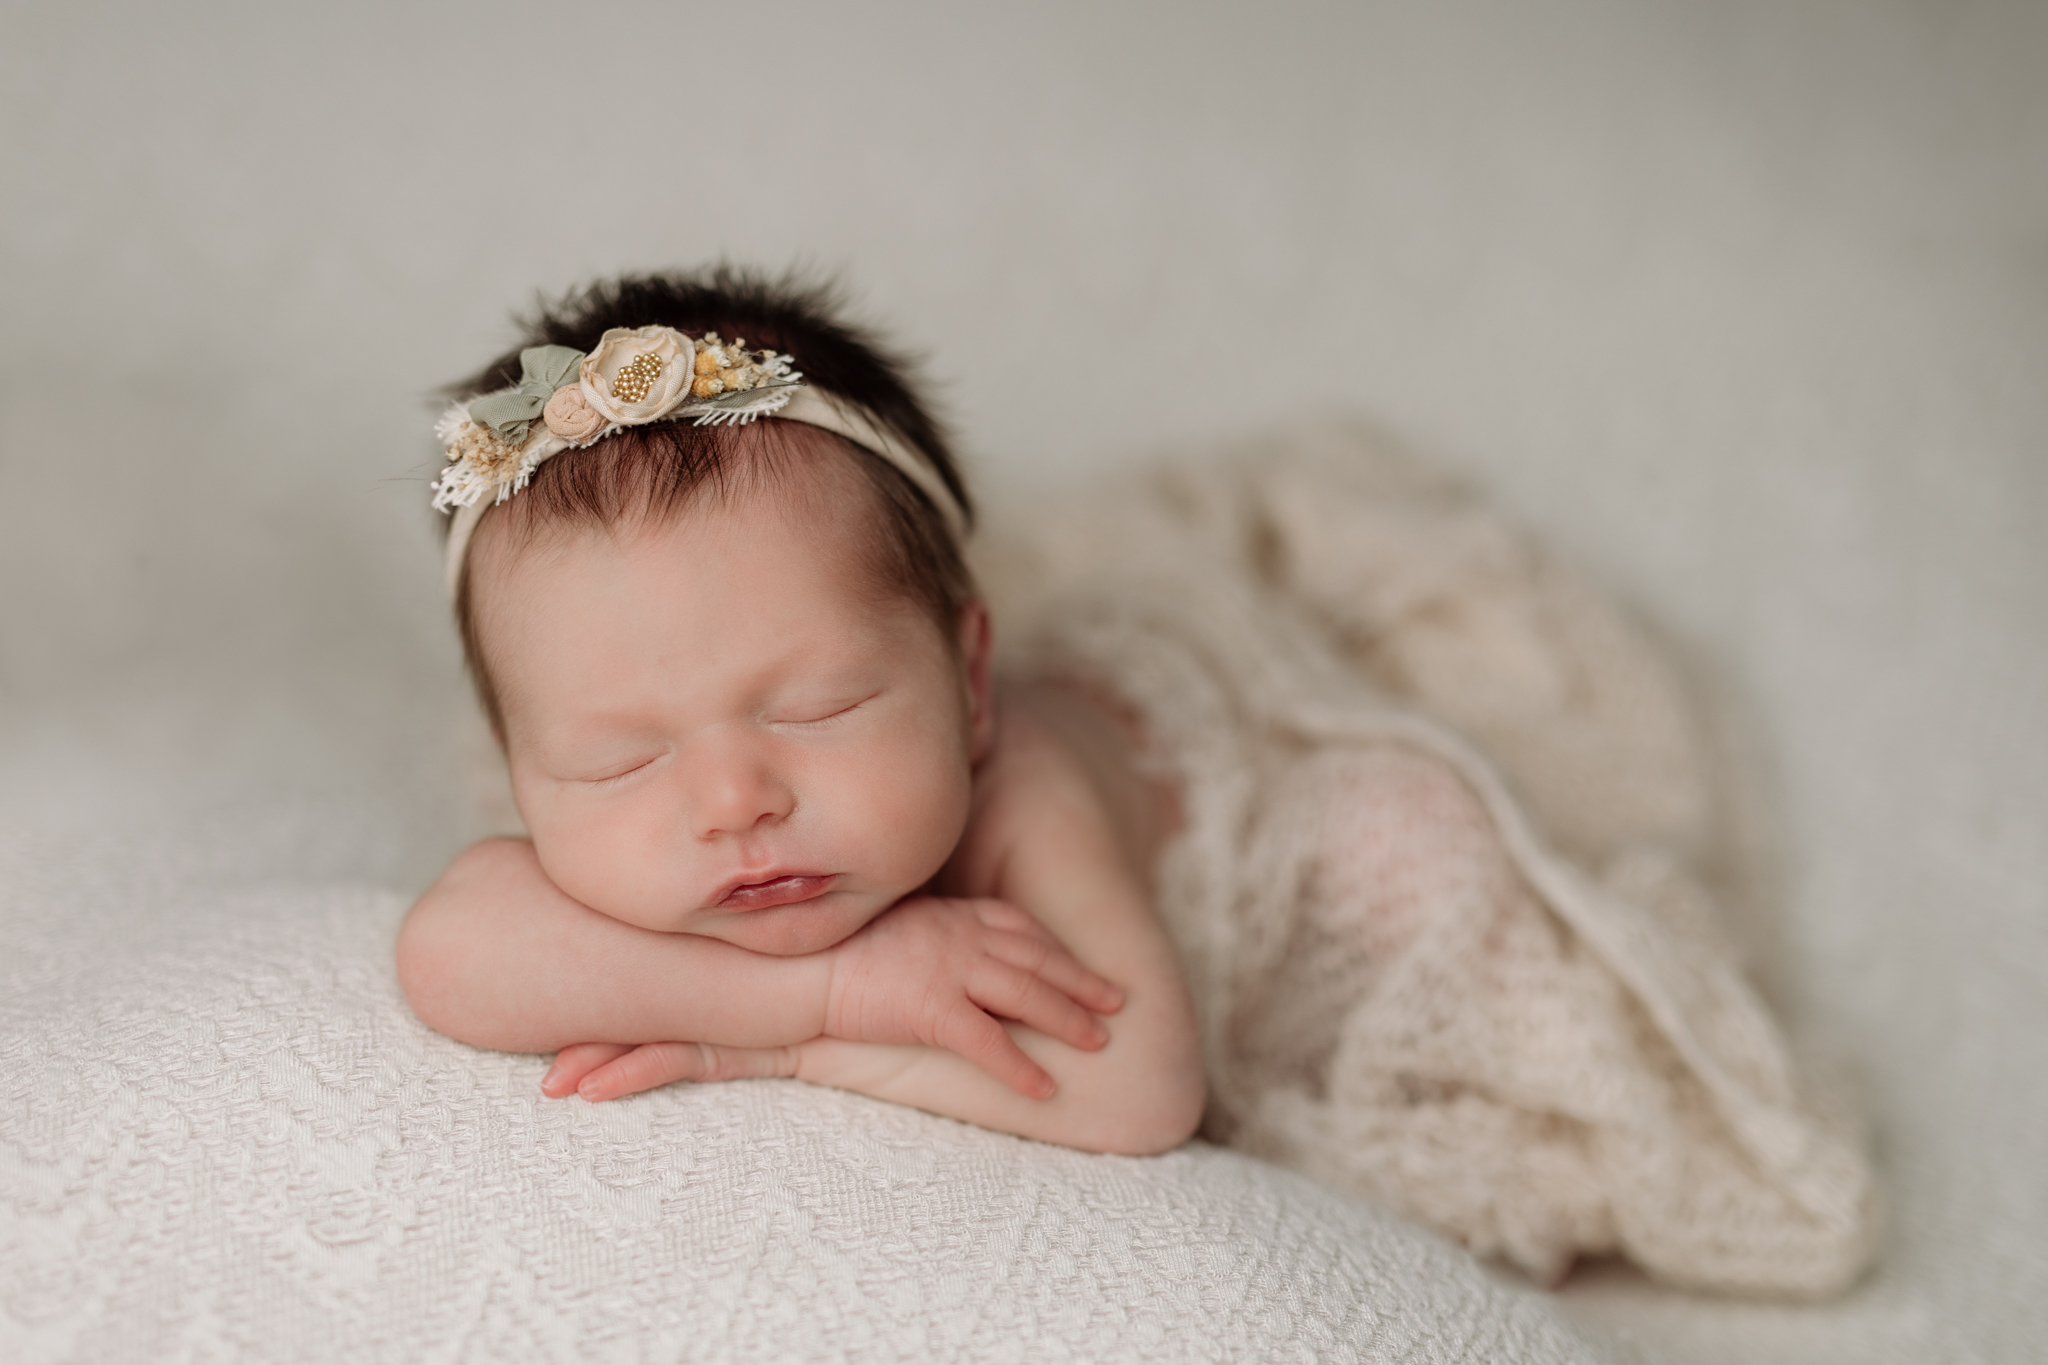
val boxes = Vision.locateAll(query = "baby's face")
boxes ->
[474,460,983,956]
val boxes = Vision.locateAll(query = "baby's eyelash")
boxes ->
[586,757,657,787]
[776,696,874,729]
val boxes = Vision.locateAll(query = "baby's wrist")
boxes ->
[818,940,860,1040]
[805,948,843,1039]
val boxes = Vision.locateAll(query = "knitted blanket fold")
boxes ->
[975,427,1880,1297]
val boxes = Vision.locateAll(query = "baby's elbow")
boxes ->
[394,898,465,1040]
[1083,1060,1207,1157]
[1069,987,1208,1156]
[394,840,526,1043]
[1122,1082,1207,1156]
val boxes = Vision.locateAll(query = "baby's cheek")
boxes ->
[828,737,973,889]
[533,804,685,931]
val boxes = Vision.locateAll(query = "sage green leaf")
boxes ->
[521,345,584,394]
[468,346,587,441]
[467,390,542,442]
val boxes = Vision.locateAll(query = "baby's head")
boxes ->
[438,270,986,956]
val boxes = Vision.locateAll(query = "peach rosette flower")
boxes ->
[542,384,607,443]
[578,326,695,426]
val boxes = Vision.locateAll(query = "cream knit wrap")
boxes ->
[976,427,1880,1297]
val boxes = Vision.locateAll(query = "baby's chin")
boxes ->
[685,895,882,957]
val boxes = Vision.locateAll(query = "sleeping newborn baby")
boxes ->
[402,267,1878,1295]
[398,271,1204,1155]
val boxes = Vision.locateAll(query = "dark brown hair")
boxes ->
[444,267,977,738]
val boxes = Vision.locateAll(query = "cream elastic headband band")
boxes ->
[431,326,966,595]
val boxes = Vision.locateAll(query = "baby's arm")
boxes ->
[557,707,1205,1155]
[397,839,1118,1096]
[400,839,827,1050]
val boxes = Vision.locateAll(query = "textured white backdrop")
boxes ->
[2,2,2043,1361]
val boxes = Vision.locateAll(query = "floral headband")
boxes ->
[431,325,967,592]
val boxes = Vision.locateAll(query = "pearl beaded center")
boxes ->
[611,352,665,403]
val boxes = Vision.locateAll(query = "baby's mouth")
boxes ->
[714,874,837,911]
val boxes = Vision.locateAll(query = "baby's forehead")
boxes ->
[473,433,920,645]
[458,418,966,741]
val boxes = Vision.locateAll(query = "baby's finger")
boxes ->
[971,962,1111,1053]
[933,1006,1057,1100]
[578,1041,801,1102]
[971,898,1039,934]
[986,932,1125,1015]
[543,1042,635,1097]
[576,1043,699,1102]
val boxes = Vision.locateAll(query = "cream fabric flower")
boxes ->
[578,326,695,426]
[543,383,607,442]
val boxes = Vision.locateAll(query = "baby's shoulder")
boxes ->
[946,689,1137,900]
[965,704,1099,846]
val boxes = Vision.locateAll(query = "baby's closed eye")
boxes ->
[579,752,668,786]
[766,690,881,730]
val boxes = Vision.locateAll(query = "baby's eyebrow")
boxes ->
[735,630,902,690]
[519,703,672,753]
[537,666,872,745]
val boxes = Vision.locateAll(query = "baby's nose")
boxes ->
[682,738,795,839]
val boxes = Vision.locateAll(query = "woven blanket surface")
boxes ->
[0,832,1598,1364]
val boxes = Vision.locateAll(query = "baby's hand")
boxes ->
[540,898,1124,1105]
[823,895,1124,1099]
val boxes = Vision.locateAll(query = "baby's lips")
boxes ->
[711,872,837,911]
